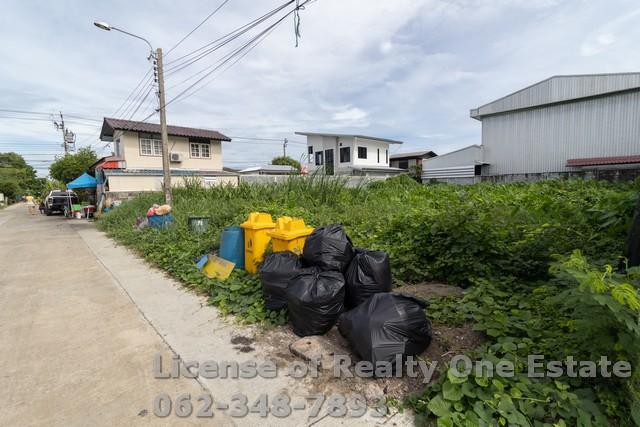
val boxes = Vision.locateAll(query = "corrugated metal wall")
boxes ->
[482,90,640,175]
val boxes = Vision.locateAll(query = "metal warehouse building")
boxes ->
[422,145,484,184]
[466,73,640,182]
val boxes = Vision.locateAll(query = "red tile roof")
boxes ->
[567,155,640,167]
[100,118,231,141]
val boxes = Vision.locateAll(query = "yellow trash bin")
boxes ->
[268,216,314,256]
[240,212,276,273]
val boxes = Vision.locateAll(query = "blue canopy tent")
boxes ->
[66,172,97,189]
[65,173,97,217]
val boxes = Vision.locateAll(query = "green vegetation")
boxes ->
[271,155,301,172]
[48,147,97,184]
[97,175,640,425]
[0,152,46,202]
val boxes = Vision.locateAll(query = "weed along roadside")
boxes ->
[96,175,640,426]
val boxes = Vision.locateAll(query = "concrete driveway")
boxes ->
[0,204,412,427]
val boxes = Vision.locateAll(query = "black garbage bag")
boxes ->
[286,267,345,336]
[259,251,303,310]
[344,248,391,309]
[302,224,355,272]
[338,293,432,368]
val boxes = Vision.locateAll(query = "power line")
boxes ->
[162,8,296,111]
[0,109,102,122]
[126,86,155,121]
[111,68,154,118]
[165,0,233,56]
[164,1,293,73]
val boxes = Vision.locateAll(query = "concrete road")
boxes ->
[0,204,413,427]
[0,204,228,426]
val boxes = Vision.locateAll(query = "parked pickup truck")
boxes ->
[43,190,79,215]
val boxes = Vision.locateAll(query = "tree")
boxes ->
[271,156,301,172]
[49,147,98,184]
[0,152,38,201]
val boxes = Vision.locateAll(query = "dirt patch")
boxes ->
[397,282,465,299]
[231,335,256,353]
[230,335,254,346]
[254,320,486,403]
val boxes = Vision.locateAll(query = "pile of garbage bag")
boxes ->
[338,293,432,367]
[260,252,303,310]
[286,267,345,336]
[257,222,433,367]
[344,248,391,309]
[302,224,355,272]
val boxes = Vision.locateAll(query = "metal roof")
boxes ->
[100,118,231,141]
[389,150,437,159]
[104,168,237,176]
[295,132,403,144]
[567,155,640,167]
[239,165,297,173]
[471,73,640,120]
[349,165,406,172]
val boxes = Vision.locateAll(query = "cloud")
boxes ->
[331,107,369,125]
[581,33,616,56]
[1,0,639,175]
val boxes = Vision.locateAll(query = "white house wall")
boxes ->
[482,90,640,175]
[119,130,223,170]
[352,137,390,167]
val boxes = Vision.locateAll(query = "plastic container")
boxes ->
[202,254,235,280]
[240,212,276,273]
[268,216,313,255]
[148,213,174,229]
[220,226,244,269]
[188,216,209,233]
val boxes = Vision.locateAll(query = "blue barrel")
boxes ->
[148,213,174,229]
[220,226,244,270]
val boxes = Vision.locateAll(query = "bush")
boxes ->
[97,177,639,424]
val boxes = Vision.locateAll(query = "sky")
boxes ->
[0,0,639,176]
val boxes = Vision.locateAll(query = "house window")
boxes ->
[357,146,367,159]
[339,147,350,163]
[398,160,409,169]
[139,137,162,156]
[377,149,380,163]
[190,142,211,159]
[114,138,121,157]
[385,149,388,163]
[315,151,324,165]
[308,146,313,162]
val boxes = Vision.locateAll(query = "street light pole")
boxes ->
[94,21,172,204]
[155,47,172,204]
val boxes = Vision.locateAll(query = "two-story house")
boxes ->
[96,118,238,200]
[295,132,406,176]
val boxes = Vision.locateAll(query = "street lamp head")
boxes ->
[93,21,111,31]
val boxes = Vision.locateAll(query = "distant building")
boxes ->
[96,118,238,200]
[295,132,406,176]
[422,145,485,184]
[470,73,640,182]
[238,165,298,175]
[389,150,437,172]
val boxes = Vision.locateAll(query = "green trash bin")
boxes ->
[188,216,209,233]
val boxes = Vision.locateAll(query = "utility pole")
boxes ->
[283,138,288,157]
[155,48,172,204]
[53,112,75,154]
[93,21,172,205]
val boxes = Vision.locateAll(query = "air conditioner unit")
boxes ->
[170,153,182,163]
